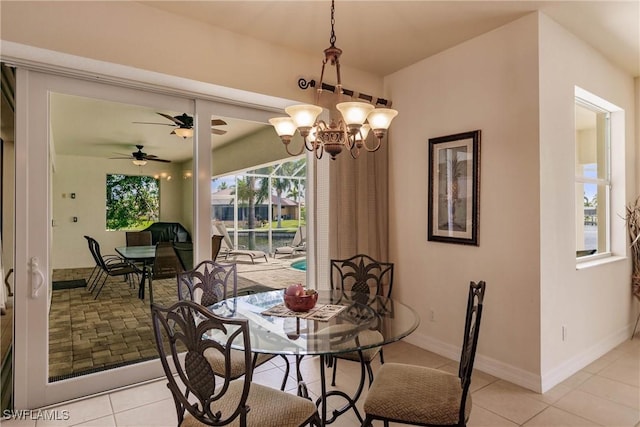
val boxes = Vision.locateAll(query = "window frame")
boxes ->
[574,93,614,263]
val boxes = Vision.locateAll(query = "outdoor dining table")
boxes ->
[209,289,420,426]
[115,245,156,300]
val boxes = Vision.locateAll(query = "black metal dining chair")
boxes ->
[328,253,394,387]
[151,300,320,426]
[361,281,486,427]
[176,260,291,391]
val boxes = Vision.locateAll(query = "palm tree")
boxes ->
[233,174,268,249]
[272,177,291,228]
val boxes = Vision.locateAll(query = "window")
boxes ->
[106,174,159,231]
[575,97,611,258]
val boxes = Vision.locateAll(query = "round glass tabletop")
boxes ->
[209,289,420,356]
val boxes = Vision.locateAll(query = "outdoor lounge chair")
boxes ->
[273,225,306,258]
[212,221,268,264]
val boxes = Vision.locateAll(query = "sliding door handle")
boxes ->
[30,257,44,298]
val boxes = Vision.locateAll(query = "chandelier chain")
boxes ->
[329,0,336,47]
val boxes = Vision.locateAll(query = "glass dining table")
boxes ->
[209,289,420,426]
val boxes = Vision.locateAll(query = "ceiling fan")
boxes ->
[133,112,228,138]
[110,145,171,166]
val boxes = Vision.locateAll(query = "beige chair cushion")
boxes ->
[204,348,273,379]
[364,363,471,425]
[181,380,317,427]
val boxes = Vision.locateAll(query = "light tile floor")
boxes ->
[3,338,639,427]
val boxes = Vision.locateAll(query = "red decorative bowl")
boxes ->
[284,292,318,312]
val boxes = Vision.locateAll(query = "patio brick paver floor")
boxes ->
[48,258,305,380]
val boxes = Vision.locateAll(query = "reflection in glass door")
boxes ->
[48,94,196,380]
[15,70,194,408]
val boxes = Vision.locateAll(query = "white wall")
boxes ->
[52,155,189,269]
[538,13,636,391]
[386,14,542,390]
[386,11,637,393]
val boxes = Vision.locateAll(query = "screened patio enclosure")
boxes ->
[211,157,306,255]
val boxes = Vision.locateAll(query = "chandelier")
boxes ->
[269,0,398,160]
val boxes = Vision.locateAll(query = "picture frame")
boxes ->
[427,130,480,245]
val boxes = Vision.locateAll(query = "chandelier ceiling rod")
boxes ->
[296,77,393,108]
[269,0,398,160]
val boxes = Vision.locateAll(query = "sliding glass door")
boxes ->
[14,69,195,408]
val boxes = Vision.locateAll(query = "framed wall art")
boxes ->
[427,130,480,245]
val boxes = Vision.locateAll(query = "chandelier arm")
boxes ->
[349,145,360,159]
[315,142,324,160]
[362,136,382,153]
[284,139,307,157]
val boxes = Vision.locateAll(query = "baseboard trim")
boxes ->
[540,323,631,392]
[404,323,632,394]
[404,331,542,392]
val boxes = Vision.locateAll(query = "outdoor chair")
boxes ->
[152,241,180,280]
[212,221,268,263]
[172,242,193,271]
[86,236,139,299]
[151,300,320,427]
[328,253,394,387]
[273,225,307,258]
[126,231,153,273]
[83,235,132,290]
[211,234,223,260]
[361,281,486,427]
[176,260,291,390]
[125,230,152,247]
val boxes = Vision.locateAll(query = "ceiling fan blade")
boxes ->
[109,156,133,160]
[132,121,176,127]
[147,158,171,163]
[211,119,227,126]
[212,129,228,135]
[157,112,183,125]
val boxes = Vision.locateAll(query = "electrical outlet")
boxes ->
[430,309,435,322]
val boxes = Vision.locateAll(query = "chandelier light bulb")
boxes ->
[356,124,371,142]
[285,104,323,128]
[366,108,398,130]
[336,102,375,125]
[132,159,147,166]
[269,117,297,138]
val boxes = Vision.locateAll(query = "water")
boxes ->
[290,259,307,271]
[233,231,296,254]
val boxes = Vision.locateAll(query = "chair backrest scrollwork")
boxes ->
[177,260,238,307]
[151,300,252,426]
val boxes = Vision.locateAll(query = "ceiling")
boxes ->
[144,0,639,78]
[50,93,267,163]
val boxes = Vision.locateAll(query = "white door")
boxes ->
[13,69,196,408]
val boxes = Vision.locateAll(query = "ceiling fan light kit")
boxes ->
[133,112,227,139]
[173,127,193,139]
[269,0,398,160]
[110,145,171,165]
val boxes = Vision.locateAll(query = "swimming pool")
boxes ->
[290,259,307,271]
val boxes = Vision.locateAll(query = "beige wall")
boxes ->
[538,13,636,390]
[52,155,190,269]
[386,13,542,390]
